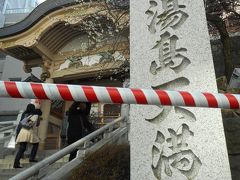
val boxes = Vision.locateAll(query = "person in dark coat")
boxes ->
[67,102,94,161]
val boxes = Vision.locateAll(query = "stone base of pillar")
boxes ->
[38,78,53,151]
[39,142,45,151]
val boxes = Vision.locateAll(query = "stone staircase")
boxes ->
[0,151,69,179]
[4,117,127,180]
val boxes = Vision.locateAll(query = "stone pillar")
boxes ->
[130,0,231,179]
[121,79,130,127]
[38,78,53,150]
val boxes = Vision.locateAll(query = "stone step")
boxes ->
[0,148,69,179]
[0,162,66,179]
[0,147,60,160]
[0,149,59,158]
[0,154,69,170]
[0,147,15,159]
[0,162,66,172]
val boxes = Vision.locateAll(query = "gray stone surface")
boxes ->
[130,0,231,179]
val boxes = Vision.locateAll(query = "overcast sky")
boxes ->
[37,0,46,4]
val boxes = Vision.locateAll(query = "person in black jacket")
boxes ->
[67,102,94,161]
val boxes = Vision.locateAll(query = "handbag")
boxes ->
[20,115,34,130]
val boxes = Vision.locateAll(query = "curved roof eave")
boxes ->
[0,0,80,38]
[0,0,129,39]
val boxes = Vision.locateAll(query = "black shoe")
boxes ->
[13,165,23,168]
[29,159,38,163]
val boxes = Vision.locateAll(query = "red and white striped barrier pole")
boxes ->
[0,81,239,109]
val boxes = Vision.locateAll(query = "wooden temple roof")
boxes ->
[0,0,129,81]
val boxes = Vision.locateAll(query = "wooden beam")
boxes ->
[26,58,43,67]
[55,41,129,61]
[33,42,55,61]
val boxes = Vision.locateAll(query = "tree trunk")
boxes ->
[206,13,233,82]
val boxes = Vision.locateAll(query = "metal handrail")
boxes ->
[0,134,13,143]
[0,121,15,125]
[0,111,23,133]
[0,125,17,143]
[9,116,125,180]
[0,110,23,147]
[0,124,16,133]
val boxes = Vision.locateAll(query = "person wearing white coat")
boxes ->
[13,109,41,168]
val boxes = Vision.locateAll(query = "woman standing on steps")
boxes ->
[13,108,42,168]
[15,104,36,140]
